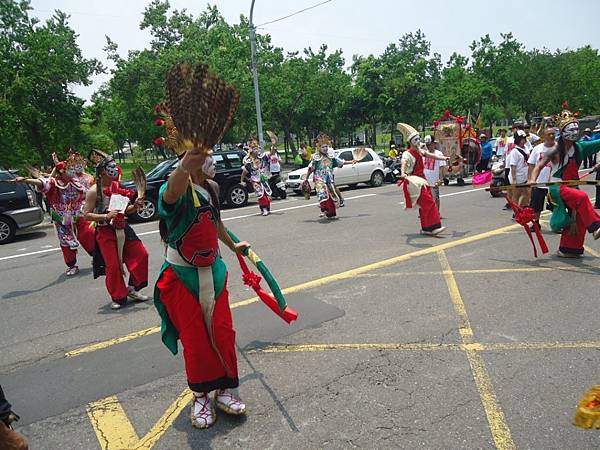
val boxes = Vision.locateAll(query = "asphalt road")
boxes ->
[1,181,600,450]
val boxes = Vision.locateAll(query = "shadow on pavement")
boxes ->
[2,267,93,299]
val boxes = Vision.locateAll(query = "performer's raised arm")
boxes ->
[163,149,205,204]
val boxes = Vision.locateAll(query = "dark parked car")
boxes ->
[0,170,44,244]
[122,150,250,222]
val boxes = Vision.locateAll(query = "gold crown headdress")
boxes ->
[314,132,332,148]
[66,152,87,171]
[158,63,240,157]
[554,104,578,131]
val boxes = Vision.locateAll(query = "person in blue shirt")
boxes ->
[477,133,493,172]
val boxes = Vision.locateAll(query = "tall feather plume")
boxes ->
[165,63,239,151]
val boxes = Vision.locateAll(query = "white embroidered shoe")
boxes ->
[127,287,149,302]
[65,265,79,276]
[593,228,600,240]
[191,393,216,429]
[215,389,246,415]
[110,301,124,310]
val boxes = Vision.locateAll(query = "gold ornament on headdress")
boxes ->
[163,63,239,155]
[574,385,600,429]
[314,132,332,148]
[396,122,420,143]
[554,107,578,132]
[66,152,87,171]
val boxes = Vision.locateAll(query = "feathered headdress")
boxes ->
[266,130,278,148]
[160,63,240,156]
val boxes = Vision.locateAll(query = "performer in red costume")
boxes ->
[83,150,149,309]
[529,106,600,257]
[16,157,95,276]
[397,122,449,235]
[153,63,248,429]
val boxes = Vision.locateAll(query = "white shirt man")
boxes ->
[508,145,529,184]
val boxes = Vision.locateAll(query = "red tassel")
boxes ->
[236,254,298,324]
[505,195,549,257]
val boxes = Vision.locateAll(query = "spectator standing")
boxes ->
[528,126,556,222]
[477,133,493,172]
[423,135,446,212]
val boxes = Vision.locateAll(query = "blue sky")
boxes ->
[30,0,600,101]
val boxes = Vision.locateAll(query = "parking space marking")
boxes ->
[438,250,515,450]
[249,342,460,353]
[438,250,473,339]
[67,222,521,358]
[87,389,191,450]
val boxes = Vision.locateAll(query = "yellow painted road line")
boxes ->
[248,342,460,353]
[352,266,597,277]
[133,389,192,450]
[437,249,515,450]
[87,389,191,450]
[66,296,259,358]
[87,396,139,450]
[66,327,160,358]
[464,349,516,450]
[66,222,521,358]
[584,246,600,257]
[248,340,600,354]
[437,250,473,340]
[482,341,600,351]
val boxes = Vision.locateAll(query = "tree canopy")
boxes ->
[2,0,600,168]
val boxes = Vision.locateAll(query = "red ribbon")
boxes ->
[505,195,549,257]
[236,253,298,324]
[397,179,413,208]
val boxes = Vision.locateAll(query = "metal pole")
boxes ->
[249,0,264,147]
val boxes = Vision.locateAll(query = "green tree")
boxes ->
[0,0,102,167]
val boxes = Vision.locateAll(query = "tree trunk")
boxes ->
[283,125,297,158]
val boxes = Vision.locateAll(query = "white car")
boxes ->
[285,147,385,194]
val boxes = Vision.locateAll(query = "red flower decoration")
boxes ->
[561,100,569,109]
[443,110,451,118]
[465,124,471,130]
[456,116,464,124]
[154,104,162,113]
[154,118,165,127]
[154,137,165,146]
[432,120,440,127]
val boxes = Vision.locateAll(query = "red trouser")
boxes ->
[95,226,148,302]
[319,196,336,217]
[157,266,239,393]
[417,186,442,232]
[59,219,96,267]
[558,186,600,255]
[258,194,271,210]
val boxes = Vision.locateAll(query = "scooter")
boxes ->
[489,157,507,198]
[268,173,287,199]
[383,157,401,183]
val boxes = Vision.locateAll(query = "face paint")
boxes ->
[66,168,77,178]
[410,135,421,147]
[104,160,119,179]
[202,156,216,178]
[562,122,579,141]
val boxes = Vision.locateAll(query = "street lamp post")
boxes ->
[249,0,265,147]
